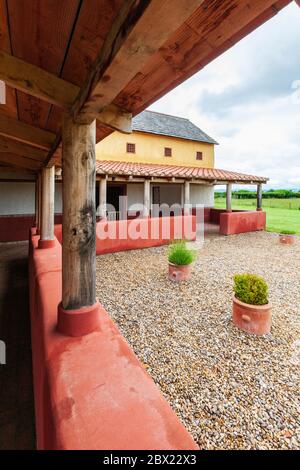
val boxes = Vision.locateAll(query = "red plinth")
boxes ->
[57,301,102,337]
[38,239,56,249]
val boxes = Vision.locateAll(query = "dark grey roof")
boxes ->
[132,110,218,145]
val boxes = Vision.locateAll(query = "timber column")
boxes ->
[98,177,107,220]
[34,176,39,230]
[226,183,232,212]
[36,173,42,235]
[184,180,190,215]
[257,183,263,211]
[38,166,55,248]
[143,179,151,217]
[57,115,101,336]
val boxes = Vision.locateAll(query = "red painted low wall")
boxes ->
[96,215,196,255]
[209,208,247,225]
[191,207,211,222]
[0,214,35,242]
[29,230,197,450]
[55,215,197,254]
[219,210,266,235]
[0,214,62,242]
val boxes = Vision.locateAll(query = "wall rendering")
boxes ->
[190,184,214,208]
[96,131,215,168]
[0,181,62,215]
[126,183,213,209]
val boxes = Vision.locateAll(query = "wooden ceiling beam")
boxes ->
[0,165,36,178]
[73,0,205,124]
[0,153,42,171]
[95,104,132,134]
[0,135,47,161]
[0,114,56,150]
[0,50,131,134]
[0,50,79,109]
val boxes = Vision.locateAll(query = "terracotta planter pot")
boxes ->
[168,262,192,282]
[232,296,272,335]
[279,234,295,245]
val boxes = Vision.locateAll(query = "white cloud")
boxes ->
[149,2,300,189]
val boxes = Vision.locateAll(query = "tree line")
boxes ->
[215,189,300,199]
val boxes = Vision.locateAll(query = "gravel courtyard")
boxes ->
[96,232,300,450]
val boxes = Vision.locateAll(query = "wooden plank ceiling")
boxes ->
[0,0,292,174]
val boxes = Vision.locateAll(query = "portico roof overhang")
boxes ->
[94,160,268,185]
[0,0,292,174]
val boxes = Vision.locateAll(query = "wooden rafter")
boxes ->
[0,114,56,150]
[94,104,131,134]
[114,0,293,114]
[73,0,205,124]
[0,0,292,172]
[0,135,47,161]
[0,153,41,171]
[0,51,131,133]
[0,50,79,109]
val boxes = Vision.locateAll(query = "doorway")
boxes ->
[106,183,126,219]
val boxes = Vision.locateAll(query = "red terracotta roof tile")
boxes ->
[95,160,268,183]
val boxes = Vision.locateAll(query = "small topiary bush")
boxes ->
[168,240,196,266]
[280,230,296,235]
[233,273,269,306]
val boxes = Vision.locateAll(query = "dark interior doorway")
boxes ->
[106,184,126,212]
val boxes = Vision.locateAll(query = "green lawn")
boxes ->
[214,197,300,235]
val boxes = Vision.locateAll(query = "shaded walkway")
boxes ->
[0,242,35,449]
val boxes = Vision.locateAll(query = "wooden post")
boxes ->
[98,177,107,219]
[58,115,101,337]
[226,183,232,212]
[184,180,190,215]
[38,166,55,248]
[37,173,42,234]
[34,177,38,228]
[61,115,97,310]
[143,179,150,217]
[257,183,263,211]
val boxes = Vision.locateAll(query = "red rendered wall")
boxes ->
[95,215,196,255]
[55,215,197,253]
[29,230,197,450]
[219,210,266,235]
[0,214,62,242]
[191,207,211,222]
[0,215,35,242]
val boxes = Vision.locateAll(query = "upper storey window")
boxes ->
[127,143,136,153]
[196,151,203,161]
[164,147,172,157]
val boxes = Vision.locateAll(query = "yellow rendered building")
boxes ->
[96,110,216,169]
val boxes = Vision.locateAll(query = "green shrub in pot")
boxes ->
[233,273,269,306]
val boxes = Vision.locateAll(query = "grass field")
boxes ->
[214,197,300,235]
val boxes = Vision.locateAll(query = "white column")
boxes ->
[226,183,232,212]
[37,173,42,234]
[257,183,263,211]
[184,180,190,215]
[181,183,184,210]
[98,177,107,219]
[143,179,151,217]
[39,166,55,244]
[34,176,38,228]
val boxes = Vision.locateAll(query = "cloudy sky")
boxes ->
[149,1,300,190]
